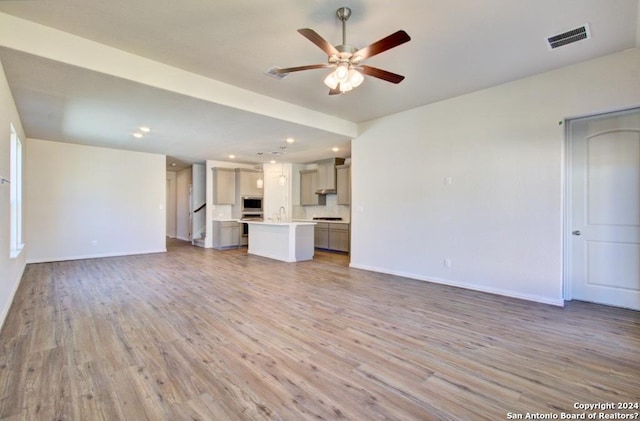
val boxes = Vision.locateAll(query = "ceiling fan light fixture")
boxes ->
[339,82,353,93]
[335,64,349,82]
[324,72,339,89]
[324,66,363,92]
[349,69,364,88]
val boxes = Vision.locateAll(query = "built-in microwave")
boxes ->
[241,196,263,212]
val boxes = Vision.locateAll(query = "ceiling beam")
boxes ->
[0,12,358,138]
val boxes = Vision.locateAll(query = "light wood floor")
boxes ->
[0,239,638,420]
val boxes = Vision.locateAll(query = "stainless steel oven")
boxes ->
[239,215,263,246]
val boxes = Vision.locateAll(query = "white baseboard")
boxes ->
[176,236,191,241]
[348,263,564,307]
[0,261,26,331]
[26,248,167,264]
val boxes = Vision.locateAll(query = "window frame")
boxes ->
[9,123,23,259]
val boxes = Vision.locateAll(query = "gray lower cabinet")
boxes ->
[314,222,349,253]
[212,220,240,249]
[328,223,349,252]
[314,222,329,248]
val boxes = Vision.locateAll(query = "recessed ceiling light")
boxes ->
[332,147,339,152]
[229,154,236,159]
[140,126,151,133]
[270,160,276,164]
[286,137,295,144]
[133,133,144,138]
[171,162,177,167]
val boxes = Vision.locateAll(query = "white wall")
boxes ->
[176,167,192,241]
[351,49,640,306]
[0,60,27,328]
[26,139,166,262]
[263,162,292,222]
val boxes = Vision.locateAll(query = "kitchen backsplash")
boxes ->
[292,194,351,222]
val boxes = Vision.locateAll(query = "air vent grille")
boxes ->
[264,66,288,80]
[547,24,591,50]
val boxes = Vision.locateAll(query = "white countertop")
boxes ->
[245,220,316,226]
[214,219,349,225]
[293,219,350,224]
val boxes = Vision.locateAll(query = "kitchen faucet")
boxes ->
[278,206,286,222]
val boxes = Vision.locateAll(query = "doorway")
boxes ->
[565,107,640,310]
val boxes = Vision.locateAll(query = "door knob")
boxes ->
[572,230,581,236]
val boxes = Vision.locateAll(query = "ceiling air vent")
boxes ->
[547,24,591,50]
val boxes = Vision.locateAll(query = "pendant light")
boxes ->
[278,163,287,186]
[255,152,264,189]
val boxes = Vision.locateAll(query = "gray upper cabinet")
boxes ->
[236,168,263,197]
[300,170,326,206]
[336,164,350,205]
[212,168,236,205]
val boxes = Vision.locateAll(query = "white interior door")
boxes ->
[567,108,640,310]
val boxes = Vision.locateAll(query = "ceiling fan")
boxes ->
[274,7,411,95]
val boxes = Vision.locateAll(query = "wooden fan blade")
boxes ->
[275,64,332,74]
[352,30,411,62]
[298,28,340,57]
[359,65,405,84]
[328,87,341,95]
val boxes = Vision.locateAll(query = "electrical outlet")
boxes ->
[443,259,452,268]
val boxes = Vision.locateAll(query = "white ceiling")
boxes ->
[0,0,638,169]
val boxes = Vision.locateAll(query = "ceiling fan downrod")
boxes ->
[336,7,351,46]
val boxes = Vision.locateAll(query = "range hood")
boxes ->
[315,157,345,195]
[316,187,336,194]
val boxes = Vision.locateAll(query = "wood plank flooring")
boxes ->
[0,239,638,420]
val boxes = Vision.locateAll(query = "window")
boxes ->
[10,124,23,258]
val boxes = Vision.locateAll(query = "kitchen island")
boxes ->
[245,221,316,262]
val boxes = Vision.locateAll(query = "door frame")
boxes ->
[562,105,640,302]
